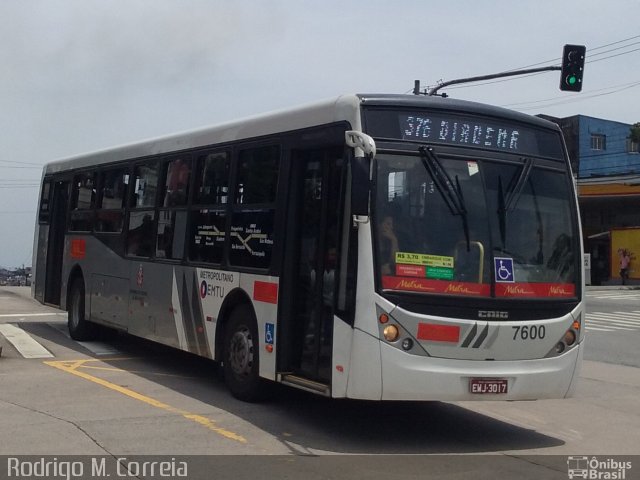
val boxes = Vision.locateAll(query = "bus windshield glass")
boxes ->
[375,151,578,298]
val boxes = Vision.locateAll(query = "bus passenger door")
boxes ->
[44,180,69,306]
[280,147,344,387]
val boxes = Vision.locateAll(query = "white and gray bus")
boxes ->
[32,94,584,401]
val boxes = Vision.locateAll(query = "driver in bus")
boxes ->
[379,214,399,275]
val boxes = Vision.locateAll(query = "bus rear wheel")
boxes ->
[68,278,96,341]
[223,305,264,401]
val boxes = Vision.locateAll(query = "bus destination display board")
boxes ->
[364,109,564,159]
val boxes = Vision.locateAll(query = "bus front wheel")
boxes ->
[223,304,264,401]
[68,278,96,341]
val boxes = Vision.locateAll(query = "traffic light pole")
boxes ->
[422,66,561,97]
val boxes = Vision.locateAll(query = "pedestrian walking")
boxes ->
[618,248,631,285]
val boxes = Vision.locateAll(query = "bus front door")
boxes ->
[44,180,69,306]
[281,147,344,387]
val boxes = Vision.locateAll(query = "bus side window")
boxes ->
[95,168,128,233]
[127,211,156,258]
[188,151,230,265]
[229,145,280,269]
[130,162,159,208]
[189,209,226,264]
[161,157,191,207]
[127,162,159,257]
[38,180,52,224]
[69,172,96,232]
[155,157,191,260]
[193,152,229,205]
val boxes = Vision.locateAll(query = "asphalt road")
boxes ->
[1,286,639,480]
[584,286,640,367]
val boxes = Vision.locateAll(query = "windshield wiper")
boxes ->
[418,146,470,250]
[497,157,534,247]
[504,158,533,212]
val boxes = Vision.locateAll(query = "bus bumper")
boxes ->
[378,341,583,401]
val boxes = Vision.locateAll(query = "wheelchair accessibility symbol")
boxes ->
[265,323,275,345]
[494,257,515,283]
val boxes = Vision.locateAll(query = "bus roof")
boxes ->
[358,94,557,130]
[43,93,558,175]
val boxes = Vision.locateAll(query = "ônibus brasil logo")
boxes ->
[567,456,632,479]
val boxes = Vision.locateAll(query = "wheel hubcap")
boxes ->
[229,327,253,377]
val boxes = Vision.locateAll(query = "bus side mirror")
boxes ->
[351,155,370,217]
[345,131,375,218]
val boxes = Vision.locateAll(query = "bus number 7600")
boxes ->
[512,325,546,340]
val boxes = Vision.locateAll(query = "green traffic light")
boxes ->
[560,44,585,92]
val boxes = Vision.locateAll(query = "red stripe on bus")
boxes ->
[70,239,86,259]
[253,281,278,304]
[417,323,460,343]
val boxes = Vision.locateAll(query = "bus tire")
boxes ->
[68,278,96,341]
[223,304,264,402]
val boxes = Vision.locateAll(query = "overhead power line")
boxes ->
[0,185,39,189]
[587,41,640,59]
[0,165,42,169]
[515,80,640,111]
[587,46,640,64]
[0,160,43,167]
[502,79,640,108]
[511,33,640,70]
[588,34,640,52]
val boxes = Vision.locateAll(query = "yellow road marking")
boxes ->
[44,359,246,444]
[79,364,198,379]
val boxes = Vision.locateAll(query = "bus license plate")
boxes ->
[470,378,508,394]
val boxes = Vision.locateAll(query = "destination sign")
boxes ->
[363,109,564,160]
[400,114,524,151]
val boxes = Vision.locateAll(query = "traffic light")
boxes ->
[560,44,586,92]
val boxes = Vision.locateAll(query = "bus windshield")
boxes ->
[375,150,578,299]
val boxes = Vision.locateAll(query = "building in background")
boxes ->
[539,114,640,284]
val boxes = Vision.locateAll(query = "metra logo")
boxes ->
[397,280,435,292]
[549,285,572,295]
[503,285,534,295]
[478,310,509,319]
[445,284,479,295]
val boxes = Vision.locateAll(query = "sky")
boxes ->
[1,0,639,268]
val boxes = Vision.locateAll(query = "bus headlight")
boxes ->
[563,329,577,346]
[383,325,400,342]
[545,315,581,358]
